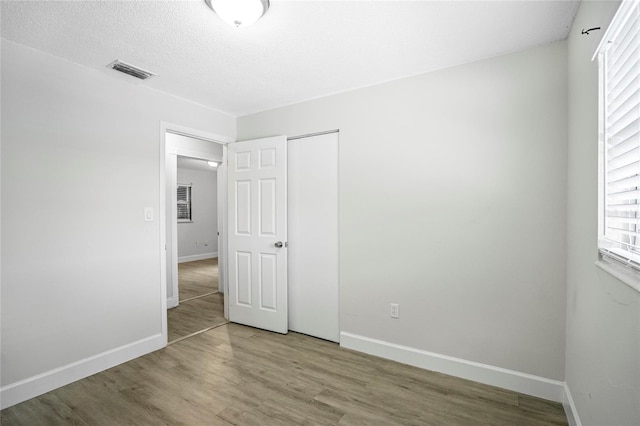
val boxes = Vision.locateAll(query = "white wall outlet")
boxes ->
[390,303,399,319]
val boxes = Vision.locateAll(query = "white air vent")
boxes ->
[107,60,156,80]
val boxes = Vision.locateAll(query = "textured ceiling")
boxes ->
[1,0,580,116]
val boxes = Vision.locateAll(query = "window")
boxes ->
[597,0,640,271]
[177,184,192,222]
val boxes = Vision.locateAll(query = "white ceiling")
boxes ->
[1,0,580,117]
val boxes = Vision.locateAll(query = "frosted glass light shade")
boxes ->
[205,0,270,27]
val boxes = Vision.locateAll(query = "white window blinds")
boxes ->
[598,0,640,268]
[177,184,192,222]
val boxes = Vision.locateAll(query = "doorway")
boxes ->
[160,124,231,345]
[160,125,339,345]
[168,155,226,342]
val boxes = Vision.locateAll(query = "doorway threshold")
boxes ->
[168,321,230,346]
[179,291,219,304]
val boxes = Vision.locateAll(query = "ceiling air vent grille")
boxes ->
[108,60,156,80]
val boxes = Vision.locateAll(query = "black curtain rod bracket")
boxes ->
[582,27,601,35]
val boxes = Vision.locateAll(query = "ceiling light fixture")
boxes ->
[205,0,269,28]
[207,161,218,168]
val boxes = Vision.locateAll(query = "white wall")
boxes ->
[177,166,218,260]
[0,39,235,405]
[238,42,568,385]
[566,2,640,425]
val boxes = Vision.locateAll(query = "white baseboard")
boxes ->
[167,295,179,309]
[340,332,565,403]
[563,383,582,426]
[0,333,165,409]
[178,252,218,263]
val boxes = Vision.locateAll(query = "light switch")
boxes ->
[144,207,154,222]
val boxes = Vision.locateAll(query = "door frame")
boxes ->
[159,121,232,345]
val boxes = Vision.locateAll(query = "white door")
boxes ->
[288,132,339,342]
[227,136,288,333]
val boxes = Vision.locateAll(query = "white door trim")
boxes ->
[217,148,228,297]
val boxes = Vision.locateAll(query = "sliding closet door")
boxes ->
[288,132,339,342]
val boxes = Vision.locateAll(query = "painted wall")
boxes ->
[177,166,218,260]
[566,2,640,425]
[0,39,235,395]
[238,41,568,381]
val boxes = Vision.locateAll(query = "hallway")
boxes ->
[168,258,225,343]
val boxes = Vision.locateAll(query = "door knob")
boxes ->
[274,241,284,248]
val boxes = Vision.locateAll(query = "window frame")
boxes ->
[177,183,193,223]
[595,0,640,291]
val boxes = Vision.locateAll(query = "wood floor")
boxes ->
[1,258,568,425]
[1,322,567,425]
[168,258,227,343]
[178,258,219,301]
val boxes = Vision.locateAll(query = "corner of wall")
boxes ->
[562,383,582,426]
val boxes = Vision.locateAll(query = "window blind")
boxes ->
[177,184,192,221]
[599,0,640,268]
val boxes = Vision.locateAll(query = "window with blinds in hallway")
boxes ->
[177,184,192,222]
[597,0,640,270]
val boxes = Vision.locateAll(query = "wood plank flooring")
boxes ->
[178,258,219,301]
[168,258,227,343]
[2,258,568,425]
[1,323,568,425]
[167,293,226,342]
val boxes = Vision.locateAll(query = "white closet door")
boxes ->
[288,132,339,342]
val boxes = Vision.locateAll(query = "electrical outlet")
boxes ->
[390,303,399,319]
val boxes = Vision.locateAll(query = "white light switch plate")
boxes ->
[144,207,154,222]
